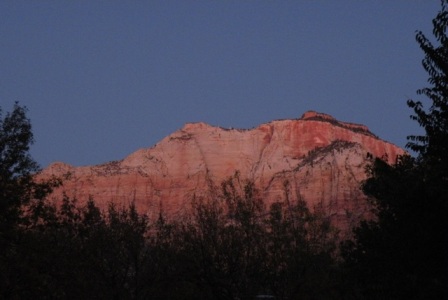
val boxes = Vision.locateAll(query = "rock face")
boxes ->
[40,111,405,235]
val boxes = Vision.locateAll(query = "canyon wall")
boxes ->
[40,111,405,235]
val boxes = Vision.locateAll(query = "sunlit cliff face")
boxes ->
[39,111,405,237]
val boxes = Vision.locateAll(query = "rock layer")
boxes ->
[40,111,405,234]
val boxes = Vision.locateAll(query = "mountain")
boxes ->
[40,111,405,236]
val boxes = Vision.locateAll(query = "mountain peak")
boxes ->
[39,111,405,237]
[182,122,212,132]
[300,110,375,137]
[300,110,336,121]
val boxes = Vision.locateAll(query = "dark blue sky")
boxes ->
[0,1,439,167]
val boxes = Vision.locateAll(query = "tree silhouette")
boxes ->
[343,2,448,299]
[0,103,60,297]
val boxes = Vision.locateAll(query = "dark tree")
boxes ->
[0,102,38,231]
[343,2,448,299]
[179,175,338,300]
[0,103,60,298]
[408,0,448,170]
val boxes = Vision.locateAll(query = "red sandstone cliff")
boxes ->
[39,111,405,234]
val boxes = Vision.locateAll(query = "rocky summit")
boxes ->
[40,111,405,236]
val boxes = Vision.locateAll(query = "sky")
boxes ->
[0,1,440,168]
